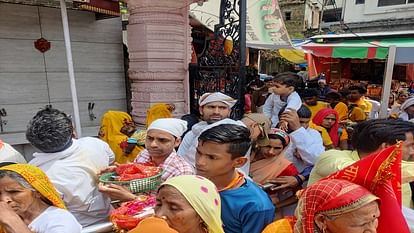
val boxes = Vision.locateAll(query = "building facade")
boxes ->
[321,0,414,33]
[279,0,321,38]
[0,2,127,159]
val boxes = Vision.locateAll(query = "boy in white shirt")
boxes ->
[263,72,303,129]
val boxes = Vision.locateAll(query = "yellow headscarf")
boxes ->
[0,164,65,209]
[145,103,174,128]
[161,175,224,233]
[99,111,143,164]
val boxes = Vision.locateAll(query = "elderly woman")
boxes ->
[295,179,379,233]
[0,164,81,233]
[262,179,380,233]
[130,175,224,233]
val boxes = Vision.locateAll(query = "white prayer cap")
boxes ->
[198,92,237,108]
[147,118,188,138]
[401,97,414,111]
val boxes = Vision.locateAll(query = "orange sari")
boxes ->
[250,155,293,185]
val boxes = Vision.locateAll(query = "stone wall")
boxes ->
[279,0,306,39]
[126,0,193,124]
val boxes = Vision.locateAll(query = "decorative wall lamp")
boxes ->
[34,38,51,53]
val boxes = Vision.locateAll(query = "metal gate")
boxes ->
[189,0,246,119]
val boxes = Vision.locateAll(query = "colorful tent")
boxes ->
[302,38,414,60]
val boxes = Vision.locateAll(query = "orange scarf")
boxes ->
[250,154,292,185]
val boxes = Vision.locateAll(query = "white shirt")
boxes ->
[284,127,325,172]
[77,137,115,165]
[29,140,112,227]
[262,91,302,127]
[0,141,27,164]
[402,206,414,233]
[177,119,251,176]
[367,99,380,119]
[29,206,82,233]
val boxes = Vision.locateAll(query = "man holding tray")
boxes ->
[99,118,194,202]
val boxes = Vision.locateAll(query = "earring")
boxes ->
[161,216,168,220]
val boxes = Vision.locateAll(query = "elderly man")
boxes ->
[27,107,112,227]
[99,118,194,202]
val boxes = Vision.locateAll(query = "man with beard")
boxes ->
[178,92,271,176]
[178,92,237,168]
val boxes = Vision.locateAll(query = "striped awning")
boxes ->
[302,38,414,60]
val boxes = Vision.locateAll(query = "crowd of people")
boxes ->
[1,72,414,233]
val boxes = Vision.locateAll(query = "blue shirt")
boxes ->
[220,179,275,233]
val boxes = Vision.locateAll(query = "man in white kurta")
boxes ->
[27,107,112,227]
[280,107,324,172]
[178,92,236,168]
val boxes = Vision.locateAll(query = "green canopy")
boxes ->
[302,38,414,60]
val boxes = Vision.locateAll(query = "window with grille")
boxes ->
[378,0,411,6]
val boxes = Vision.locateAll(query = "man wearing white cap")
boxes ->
[99,118,194,202]
[178,92,237,167]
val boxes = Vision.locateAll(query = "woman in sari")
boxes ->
[250,128,298,184]
[250,128,299,217]
[129,175,224,233]
[99,111,143,163]
[0,164,81,233]
[310,108,348,150]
